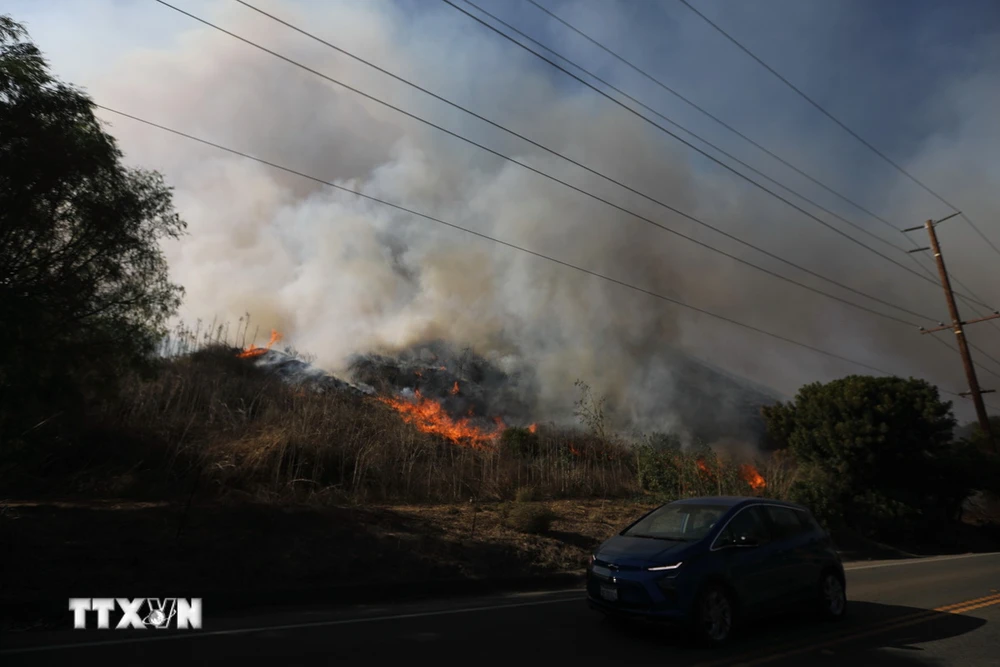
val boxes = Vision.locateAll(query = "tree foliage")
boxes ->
[0,16,185,441]
[761,375,965,533]
[966,415,1000,451]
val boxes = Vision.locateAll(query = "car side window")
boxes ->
[715,506,769,548]
[765,506,807,540]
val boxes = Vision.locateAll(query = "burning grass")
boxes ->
[635,444,784,502]
[1,341,786,506]
[236,329,282,359]
[376,390,503,450]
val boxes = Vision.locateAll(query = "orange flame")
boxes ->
[527,423,538,434]
[237,329,282,359]
[451,381,460,395]
[378,391,503,449]
[568,443,581,457]
[740,464,766,491]
[696,458,710,475]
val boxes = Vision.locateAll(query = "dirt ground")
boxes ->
[3,496,997,631]
[0,497,656,629]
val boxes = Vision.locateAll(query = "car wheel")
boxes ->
[818,570,847,621]
[693,584,736,646]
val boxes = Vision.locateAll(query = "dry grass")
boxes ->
[758,449,800,500]
[2,340,789,506]
[634,445,788,502]
[51,344,640,503]
[504,502,557,534]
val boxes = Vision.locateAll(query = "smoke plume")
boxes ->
[44,0,1000,433]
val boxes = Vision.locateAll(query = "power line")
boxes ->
[909,217,998,447]
[926,335,1000,412]
[964,341,1000,382]
[504,4,896,262]
[524,0,1000,332]
[909,248,1000,338]
[152,0,941,328]
[138,3,997,412]
[92,104,990,408]
[227,0,954,329]
[222,0,1000,347]
[925,328,1000,382]
[525,0,898,236]
[460,2,1000,371]
[676,0,1000,261]
[444,0,987,306]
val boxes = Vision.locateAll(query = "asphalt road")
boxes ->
[2,552,999,666]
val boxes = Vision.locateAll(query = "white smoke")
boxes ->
[39,0,999,429]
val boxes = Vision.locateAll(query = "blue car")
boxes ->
[587,496,846,645]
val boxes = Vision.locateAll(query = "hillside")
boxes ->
[244,339,784,449]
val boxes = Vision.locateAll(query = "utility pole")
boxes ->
[906,213,998,452]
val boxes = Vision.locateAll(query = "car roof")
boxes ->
[669,496,750,508]
[669,496,809,512]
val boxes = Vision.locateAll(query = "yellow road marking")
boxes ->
[945,596,1000,615]
[937,592,1000,612]
[730,593,1000,666]
[693,592,1000,667]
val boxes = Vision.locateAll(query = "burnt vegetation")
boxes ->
[0,311,783,506]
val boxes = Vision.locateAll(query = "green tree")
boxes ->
[761,375,962,533]
[963,415,1000,452]
[0,16,185,441]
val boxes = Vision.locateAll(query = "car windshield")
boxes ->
[622,503,728,541]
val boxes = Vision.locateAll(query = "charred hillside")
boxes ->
[240,336,782,447]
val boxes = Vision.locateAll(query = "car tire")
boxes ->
[692,583,736,646]
[817,569,847,621]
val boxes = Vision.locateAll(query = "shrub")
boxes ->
[636,439,771,501]
[787,464,848,530]
[506,503,556,534]
[636,445,678,498]
[514,486,537,502]
[765,374,968,533]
